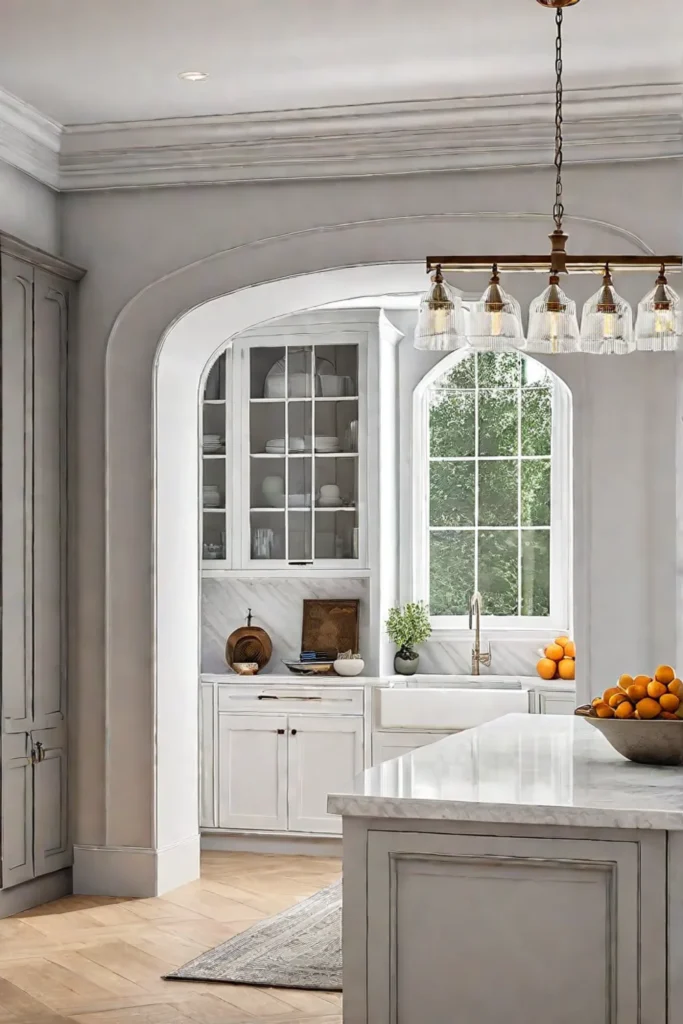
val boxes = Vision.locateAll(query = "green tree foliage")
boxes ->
[428,352,552,618]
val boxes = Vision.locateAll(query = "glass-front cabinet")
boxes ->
[201,320,368,572]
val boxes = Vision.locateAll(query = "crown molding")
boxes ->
[0,86,61,188]
[59,83,683,191]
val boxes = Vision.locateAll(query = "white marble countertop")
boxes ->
[327,713,683,831]
[199,672,573,691]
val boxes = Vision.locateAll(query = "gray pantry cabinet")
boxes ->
[1,234,84,912]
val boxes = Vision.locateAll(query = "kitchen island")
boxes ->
[328,713,683,1024]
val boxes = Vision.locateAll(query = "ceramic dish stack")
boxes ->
[304,435,341,454]
[264,436,305,454]
[203,485,221,508]
[203,433,224,454]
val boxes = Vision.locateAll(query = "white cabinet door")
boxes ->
[372,732,447,766]
[199,684,215,828]
[537,691,575,715]
[217,713,288,831]
[287,715,363,835]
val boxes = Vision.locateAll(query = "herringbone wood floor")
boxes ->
[0,852,342,1023]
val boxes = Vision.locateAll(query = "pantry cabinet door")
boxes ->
[1,733,34,887]
[33,725,70,876]
[217,714,288,831]
[287,715,363,835]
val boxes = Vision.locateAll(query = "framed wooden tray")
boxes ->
[302,599,359,660]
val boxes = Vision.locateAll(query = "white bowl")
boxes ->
[334,658,364,676]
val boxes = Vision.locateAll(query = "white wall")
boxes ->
[60,159,683,876]
[0,159,59,253]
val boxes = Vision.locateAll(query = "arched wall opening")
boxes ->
[76,212,662,897]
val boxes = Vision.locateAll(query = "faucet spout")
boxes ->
[469,591,491,676]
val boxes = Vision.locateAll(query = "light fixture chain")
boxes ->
[553,7,564,230]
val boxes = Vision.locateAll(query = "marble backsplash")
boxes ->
[201,577,371,674]
[202,577,541,678]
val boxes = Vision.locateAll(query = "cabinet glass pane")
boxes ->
[288,401,313,451]
[204,351,226,401]
[250,402,285,455]
[315,455,357,511]
[202,403,225,447]
[315,509,359,560]
[313,344,359,397]
[252,346,286,399]
[288,457,313,509]
[251,510,285,560]
[313,398,358,453]
[288,510,312,562]
[202,512,226,561]
[251,456,285,510]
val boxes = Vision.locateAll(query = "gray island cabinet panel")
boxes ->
[0,236,83,909]
[364,829,664,1024]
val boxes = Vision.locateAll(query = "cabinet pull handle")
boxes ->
[290,728,298,736]
[35,741,44,763]
[257,695,279,700]
[277,728,285,735]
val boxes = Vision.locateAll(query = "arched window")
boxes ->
[413,351,572,630]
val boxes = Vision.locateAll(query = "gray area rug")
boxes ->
[165,879,342,991]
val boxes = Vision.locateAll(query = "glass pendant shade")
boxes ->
[580,269,634,355]
[414,268,468,351]
[635,268,683,352]
[467,267,524,351]
[526,274,580,354]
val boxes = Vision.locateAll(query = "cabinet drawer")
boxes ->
[216,685,364,716]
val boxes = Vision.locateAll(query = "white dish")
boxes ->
[288,494,311,508]
[334,658,364,676]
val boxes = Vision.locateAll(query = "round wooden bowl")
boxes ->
[576,705,683,765]
[225,626,272,672]
[232,662,259,676]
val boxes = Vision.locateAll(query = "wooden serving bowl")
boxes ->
[576,705,683,765]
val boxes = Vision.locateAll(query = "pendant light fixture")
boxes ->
[414,264,467,350]
[580,265,634,354]
[467,264,524,351]
[635,266,683,352]
[416,0,682,354]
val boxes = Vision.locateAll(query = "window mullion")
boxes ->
[517,362,523,617]
[474,353,479,596]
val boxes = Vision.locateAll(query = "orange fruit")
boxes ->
[669,679,683,697]
[592,697,604,707]
[626,683,648,702]
[596,704,615,718]
[660,711,679,720]
[636,697,661,720]
[556,658,574,681]
[537,658,557,681]
[564,641,576,659]
[647,680,668,700]
[602,687,621,703]
[615,701,635,719]
[659,693,680,713]
[554,636,570,650]
[609,692,629,708]
[618,674,634,690]
[544,643,565,662]
[655,665,675,685]
[633,675,652,687]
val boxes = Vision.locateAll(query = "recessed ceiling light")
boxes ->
[178,71,209,82]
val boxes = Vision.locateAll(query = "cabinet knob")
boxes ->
[291,728,298,736]
[277,728,285,735]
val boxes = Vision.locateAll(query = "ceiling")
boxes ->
[1,0,681,126]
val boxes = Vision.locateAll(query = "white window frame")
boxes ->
[412,348,572,636]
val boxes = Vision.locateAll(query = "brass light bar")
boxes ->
[426,256,683,274]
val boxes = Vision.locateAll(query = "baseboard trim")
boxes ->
[0,868,72,917]
[73,834,200,897]
[201,831,342,857]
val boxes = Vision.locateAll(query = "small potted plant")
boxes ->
[386,602,432,675]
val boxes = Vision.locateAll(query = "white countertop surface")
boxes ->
[200,672,573,691]
[327,713,683,831]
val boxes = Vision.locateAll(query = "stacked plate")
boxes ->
[203,434,224,454]
[203,485,221,508]
[304,435,341,454]
[264,436,306,454]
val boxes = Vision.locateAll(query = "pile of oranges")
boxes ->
[536,637,576,682]
[591,665,683,720]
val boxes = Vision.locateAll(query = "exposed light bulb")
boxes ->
[429,306,452,336]
[549,311,560,353]
[490,310,502,337]
[654,309,674,335]
[602,312,616,340]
